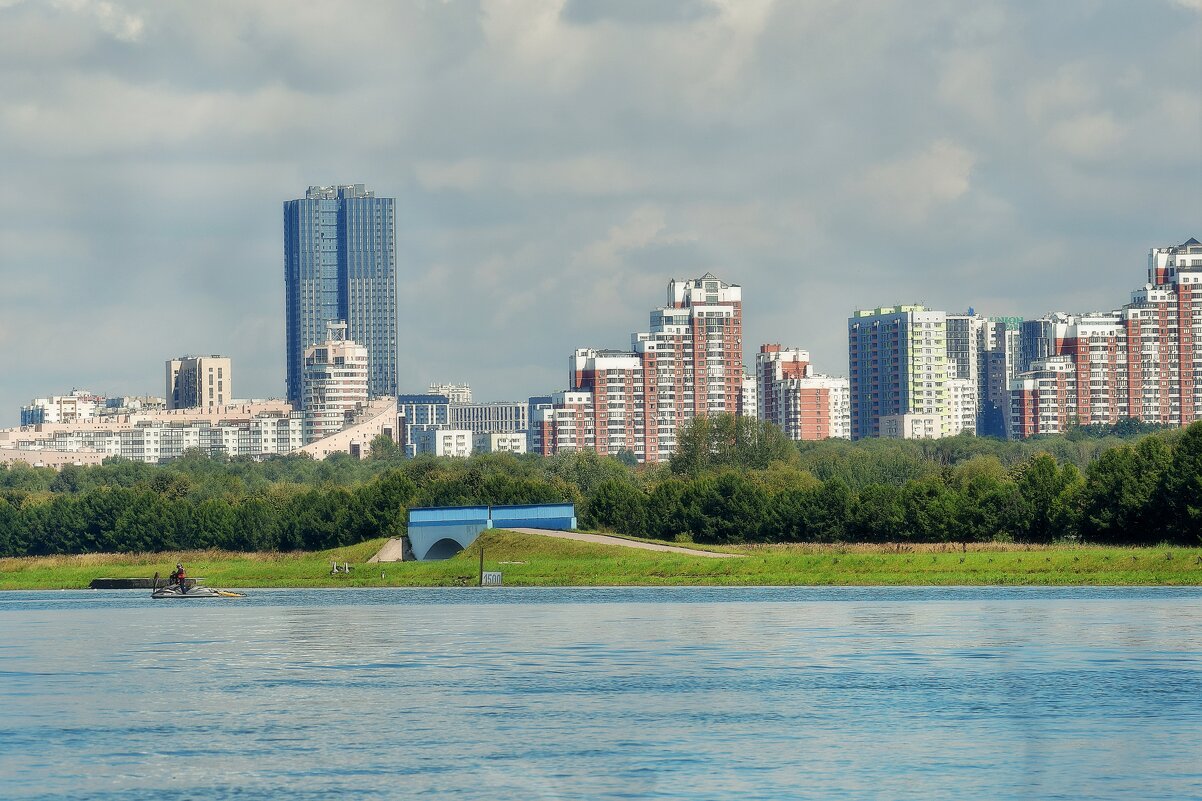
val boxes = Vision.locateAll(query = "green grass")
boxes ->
[3,530,1202,589]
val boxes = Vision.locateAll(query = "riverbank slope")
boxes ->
[3,530,1201,589]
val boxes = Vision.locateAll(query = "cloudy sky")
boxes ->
[1,0,1199,424]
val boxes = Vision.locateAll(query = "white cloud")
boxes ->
[855,141,977,225]
[54,0,144,42]
[1046,111,1126,161]
[0,0,1199,420]
[415,156,651,197]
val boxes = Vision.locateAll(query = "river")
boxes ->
[2,587,1201,800]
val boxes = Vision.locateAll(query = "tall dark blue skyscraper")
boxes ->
[283,185,397,405]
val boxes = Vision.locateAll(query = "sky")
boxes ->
[0,0,1199,425]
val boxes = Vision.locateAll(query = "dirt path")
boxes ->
[367,538,405,563]
[504,528,742,558]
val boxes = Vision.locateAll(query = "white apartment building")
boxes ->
[946,377,978,436]
[414,428,473,458]
[4,412,304,463]
[302,322,369,444]
[739,374,758,419]
[166,355,233,411]
[532,390,596,455]
[473,432,528,454]
[20,390,104,425]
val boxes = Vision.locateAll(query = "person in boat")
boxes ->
[170,563,187,591]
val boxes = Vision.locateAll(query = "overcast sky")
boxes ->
[1,0,1199,425]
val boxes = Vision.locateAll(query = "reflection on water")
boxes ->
[2,587,1201,800]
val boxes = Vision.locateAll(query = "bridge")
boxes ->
[406,503,577,561]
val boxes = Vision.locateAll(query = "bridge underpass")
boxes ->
[406,503,577,561]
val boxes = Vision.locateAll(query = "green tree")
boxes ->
[1012,454,1082,542]
[671,414,797,476]
[1163,421,1202,543]
[646,479,688,539]
[680,471,768,544]
[368,434,400,461]
[582,479,648,536]
[953,474,1020,543]
[0,497,17,555]
[232,495,282,551]
[901,477,958,542]
[1081,437,1171,543]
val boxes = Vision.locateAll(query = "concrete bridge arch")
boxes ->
[406,504,577,561]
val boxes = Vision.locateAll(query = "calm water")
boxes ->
[2,587,1201,800]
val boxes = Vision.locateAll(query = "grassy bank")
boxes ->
[3,530,1202,590]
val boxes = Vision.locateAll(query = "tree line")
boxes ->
[0,417,1198,557]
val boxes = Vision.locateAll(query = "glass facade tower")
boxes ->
[283,185,397,405]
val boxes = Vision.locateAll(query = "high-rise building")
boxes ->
[944,314,1022,437]
[537,274,743,462]
[979,320,1022,438]
[1009,237,1202,437]
[847,305,950,440]
[755,345,849,440]
[166,355,232,411]
[302,322,369,443]
[525,395,554,454]
[739,374,758,419]
[284,184,396,405]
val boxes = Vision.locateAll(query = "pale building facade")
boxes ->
[428,383,473,404]
[166,355,232,411]
[20,390,104,425]
[946,377,978,436]
[302,322,369,443]
[473,432,528,454]
[414,428,473,458]
[879,413,944,439]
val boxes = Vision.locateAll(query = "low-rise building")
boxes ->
[473,432,528,454]
[448,401,529,434]
[413,428,473,458]
[1,409,304,464]
[879,413,944,440]
[297,398,398,460]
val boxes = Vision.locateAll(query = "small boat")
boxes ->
[151,573,244,599]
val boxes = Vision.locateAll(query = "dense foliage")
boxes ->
[1,418,1198,556]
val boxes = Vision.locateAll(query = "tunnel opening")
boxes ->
[423,537,466,561]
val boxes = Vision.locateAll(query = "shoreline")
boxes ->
[3,532,1201,590]
[7,583,1202,593]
